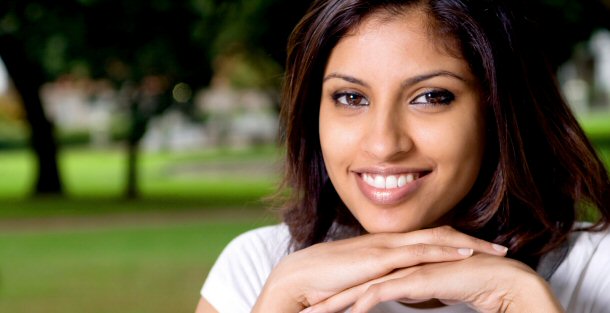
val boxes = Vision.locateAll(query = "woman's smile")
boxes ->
[353,167,432,205]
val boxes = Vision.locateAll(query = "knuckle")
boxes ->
[411,243,428,257]
[371,233,392,246]
[363,246,386,262]
[440,225,455,232]
[437,225,456,236]
[441,245,456,256]
[365,283,383,301]
[431,226,449,241]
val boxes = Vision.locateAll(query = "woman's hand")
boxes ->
[251,226,509,313]
[303,253,564,313]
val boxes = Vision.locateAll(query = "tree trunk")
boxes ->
[0,35,63,195]
[125,138,139,199]
[124,84,171,199]
[124,93,148,199]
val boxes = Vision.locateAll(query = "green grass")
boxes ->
[0,146,280,198]
[579,112,610,149]
[0,146,281,218]
[0,212,277,313]
[578,112,610,135]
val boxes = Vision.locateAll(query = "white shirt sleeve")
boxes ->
[550,228,610,313]
[201,224,290,313]
[572,229,610,313]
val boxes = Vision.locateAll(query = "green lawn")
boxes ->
[0,146,281,312]
[0,146,281,218]
[0,146,280,198]
[0,211,277,313]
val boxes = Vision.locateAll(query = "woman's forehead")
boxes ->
[339,5,463,62]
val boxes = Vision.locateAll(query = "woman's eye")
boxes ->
[410,90,455,106]
[332,92,369,107]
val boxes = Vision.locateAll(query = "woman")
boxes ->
[196,0,610,312]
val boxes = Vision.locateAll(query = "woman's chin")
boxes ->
[359,219,422,234]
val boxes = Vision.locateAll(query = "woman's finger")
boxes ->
[378,244,474,272]
[385,226,508,256]
[300,267,423,313]
[350,275,436,313]
[349,254,560,313]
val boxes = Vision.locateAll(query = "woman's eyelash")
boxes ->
[332,92,370,107]
[410,89,455,106]
[331,89,454,107]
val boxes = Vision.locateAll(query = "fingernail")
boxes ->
[458,248,473,256]
[300,307,314,313]
[492,244,508,253]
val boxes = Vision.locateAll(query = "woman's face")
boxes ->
[319,10,485,233]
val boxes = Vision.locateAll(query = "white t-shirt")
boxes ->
[201,224,610,312]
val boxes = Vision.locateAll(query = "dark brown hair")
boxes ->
[279,0,610,267]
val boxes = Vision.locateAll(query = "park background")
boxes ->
[0,1,609,312]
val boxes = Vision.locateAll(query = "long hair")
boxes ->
[279,0,610,267]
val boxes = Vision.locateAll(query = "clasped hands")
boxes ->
[253,226,564,313]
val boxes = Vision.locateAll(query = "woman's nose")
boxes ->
[362,106,413,161]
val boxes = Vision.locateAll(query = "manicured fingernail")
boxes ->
[492,244,508,253]
[458,248,473,256]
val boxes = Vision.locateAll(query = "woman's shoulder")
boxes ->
[560,222,610,270]
[201,224,292,312]
[222,223,292,262]
[569,222,610,256]
[209,223,292,275]
[548,223,610,311]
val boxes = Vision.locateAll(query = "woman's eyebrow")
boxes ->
[323,73,370,87]
[402,70,466,88]
[323,70,466,88]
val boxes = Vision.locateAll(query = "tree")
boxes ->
[0,1,77,195]
[0,0,215,197]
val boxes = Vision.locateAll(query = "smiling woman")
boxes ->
[195,0,610,312]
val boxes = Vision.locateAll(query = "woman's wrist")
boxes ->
[505,273,564,313]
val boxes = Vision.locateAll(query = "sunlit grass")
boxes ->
[0,145,279,207]
[0,150,36,197]
[578,112,610,136]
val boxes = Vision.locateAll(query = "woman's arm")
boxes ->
[252,226,509,313]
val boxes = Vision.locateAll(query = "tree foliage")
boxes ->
[0,0,608,197]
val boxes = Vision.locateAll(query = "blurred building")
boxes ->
[559,29,610,115]
[6,26,609,152]
[41,76,119,147]
[39,75,278,151]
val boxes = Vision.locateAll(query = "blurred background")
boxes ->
[0,0,608,312]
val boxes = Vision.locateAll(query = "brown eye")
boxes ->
[411,89,455,106]
[333,92,370,107]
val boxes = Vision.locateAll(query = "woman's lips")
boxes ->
[355,170,430,205]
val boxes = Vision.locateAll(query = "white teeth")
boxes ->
[364,174,375,186]
[397,175,407,187]
[406,174,415,183]
[386,175,398,188]
[362,173,420,189]
[374,175,385,189]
